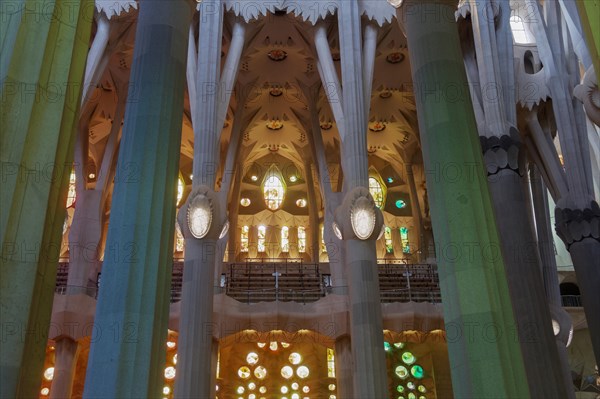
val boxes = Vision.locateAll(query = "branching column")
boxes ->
[336,0,387,396]
[82,1,192,396]
[397,0,530,396]
[0,1,93,396]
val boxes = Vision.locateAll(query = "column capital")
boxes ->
[333,187,384,241]
[480,127,524,176]
[555,199,600,249]
[177,185,228,241]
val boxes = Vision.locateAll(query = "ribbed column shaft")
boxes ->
[49,338,80,399]
[334,336,354,399]
[406,164,425,261]
[194,0,224,187]
[399,1,530,396]
[174,239,218,398]
[0,1,92,396]
[83,1,191,397]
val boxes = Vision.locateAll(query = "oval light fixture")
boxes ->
[332,222,343,240]
[187,193,213,239]
[350,197,376,240]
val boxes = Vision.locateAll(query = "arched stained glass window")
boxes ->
[384,226,394,254]
[281,226,289,253]
[258,225,266,252]
[369,176,385,208]
[400,227,410,254]
[263,166,286,211]
[66,169,76,208]
[298,226,306,253]
[241,226,249,252]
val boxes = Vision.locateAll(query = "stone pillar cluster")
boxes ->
[2,0,598,398]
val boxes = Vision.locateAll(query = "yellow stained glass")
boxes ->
[241,226,249,252]
[298,226,306,253]
[281,226,289,253]
[368,177,385,208]
[258,226,266,252]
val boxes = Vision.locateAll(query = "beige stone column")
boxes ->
[50,338,80,399]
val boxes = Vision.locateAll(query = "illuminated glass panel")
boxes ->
[175,223,185,252]
[509,15,534,44]
[66,170,76,208]
[241,226,249,252]
[400,227,410,254]
[368,177,385,208]
[281,226,289,253]
[177,177,184,206]
[298,226,306,253]
[384,226,394,254]
[258,226,266,252]
[327,348,335,378]
[263,170,285,210]
[320,225,327,253]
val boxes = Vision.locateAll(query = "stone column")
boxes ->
[82,1,192,397]
[0,1,93,397]
[405,163,425,261]
[482,135,568,398]
[396,1,530,397]
[336,0,388,395]
[555,200,600,366]
[50,338,80,399]
[530,165,576,398]
[334,336,354,399]
[174,187,225,398]
[304,161,320,262]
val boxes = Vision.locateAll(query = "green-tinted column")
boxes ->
[0,1,92,397]
[397,1,530,397]
[82,1,192,397]
[576,0,600,80]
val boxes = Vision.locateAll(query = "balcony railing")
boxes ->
[54,259,443,304]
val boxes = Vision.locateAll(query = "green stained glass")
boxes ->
[402,352,416,365]
[384,341,392,351]
[418,385,426,393]
[408,393,416,399]
[395,365,409,379]
[394,342,404,349]
[411,365,424,379]
[395,199,406,208]
[397,385,405,393]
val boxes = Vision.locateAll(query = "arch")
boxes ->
[559,282,580,296]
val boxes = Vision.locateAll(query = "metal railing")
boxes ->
[561,295,582,307]
[54,259,442,304]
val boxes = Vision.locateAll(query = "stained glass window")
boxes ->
[175,223,185,252]
[281,226,289,253]
[66,170,76,208]
[263,167,286,210]
[400,227,410,254]
[369,177,385,208]
[241,226,249,252]
[258,225,266,252]
[384,226,394,254]
[327,348,335,378]
[320,225,327,253]
[298,226,306,253]
[176,177,184,206]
